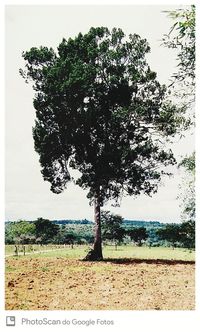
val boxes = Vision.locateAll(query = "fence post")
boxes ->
[14,245,18,256]
[23,245,26,256]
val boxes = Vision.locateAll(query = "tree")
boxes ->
[179,153,195,221]
[34,218,59,243]
[64,233,77,248]
[156,224,180,248]
[178,153,195,249]
[179,220,195,249]
[21,27,183,260]
[101,211,125,249]
[163,7,195,249]
[5,220,36,244]
[156,222,195,249]
[128,227,148,246]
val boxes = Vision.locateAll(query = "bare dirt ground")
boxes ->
[5,257,195,310]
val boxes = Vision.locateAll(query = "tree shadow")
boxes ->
[103,258,195,265]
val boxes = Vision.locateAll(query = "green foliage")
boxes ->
[163,5,195,105]
[5,219,183,247]
[20,26,182,207]
[179,152,195,173]
[5,220,36,244]
[127,227,148,246]
[162,0,197,243]
[156,222,195,249]
[163,6,195,82]
[156,224,180,247]
[53,227,83,245]
[34,218,59,243]
[177,152,195,249]
[179,220,195,249]
[178,152,195,223]
[54,219,93,225]
[101,211,125,247]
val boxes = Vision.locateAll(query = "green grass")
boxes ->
[5,244,195,261]
[105,245,195,261]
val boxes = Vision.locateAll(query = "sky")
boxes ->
[5,4,195,222]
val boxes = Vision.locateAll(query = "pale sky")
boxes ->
[5,4,195,222]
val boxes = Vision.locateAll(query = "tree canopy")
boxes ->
[128,227,148,246]
[34,218,59,243]
[21,27,183,259]
[21,27,181,203]
[5,220,36,244]
[156,222,195,249]
[156,224,180,248]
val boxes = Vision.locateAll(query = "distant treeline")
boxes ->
[5,216,195,249]
[6,219,166,227]
[53,219,93,225]
[52,219,164,227]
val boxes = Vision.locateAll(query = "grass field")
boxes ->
[5,244,195,260]
[5,245,195,310]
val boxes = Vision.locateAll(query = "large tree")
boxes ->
[21,27,182,260]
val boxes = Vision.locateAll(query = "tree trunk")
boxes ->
[83,189,103,261]
[93,192,103,259]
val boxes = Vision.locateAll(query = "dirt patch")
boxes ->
[5,257,195,310]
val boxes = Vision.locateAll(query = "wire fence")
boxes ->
[5,244,77,257]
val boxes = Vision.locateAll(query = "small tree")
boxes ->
[21,27,184,260]
[128,227,148,246]
[65,233,77,249]
[101,211,125,249]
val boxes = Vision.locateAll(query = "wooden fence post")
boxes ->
[14,245,18,256]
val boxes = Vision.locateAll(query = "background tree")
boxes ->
[179,221,195,249]
[34,218,59,244]
[178,153,195,223]
[64,232,77,249]
[156,222,195,249]
[5,220,36,244]
[128,227,148,246]
[156,224,180,248]
[21,27,184,260]
[163,6,195,249]
[101,211,125,249]
[177,153,195,249]
[162,5,195,106]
